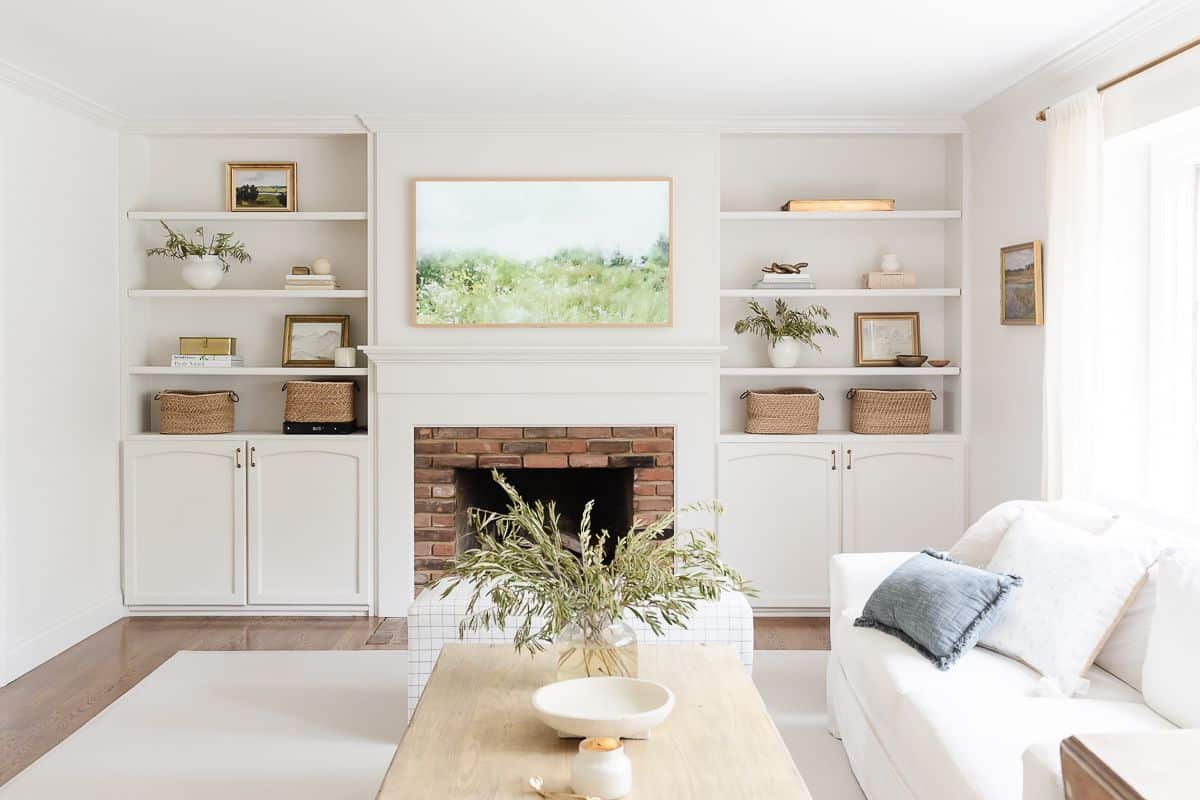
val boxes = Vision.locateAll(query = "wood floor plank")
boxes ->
[0,614,826,786]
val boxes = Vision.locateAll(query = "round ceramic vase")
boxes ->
[767,337,803,368]
[181,255,225,289]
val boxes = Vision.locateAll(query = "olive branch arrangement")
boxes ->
[432,469,754,654]
[146,221,252,272]
[733,298,838,348]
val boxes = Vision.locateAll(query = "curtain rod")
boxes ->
[1034,34,1200,122]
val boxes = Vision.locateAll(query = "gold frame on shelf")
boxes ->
[410,177,674,329]
[226,162,297,212]
[1000,240,1044,326]
[281,314,350,367]
[854,311,921,366]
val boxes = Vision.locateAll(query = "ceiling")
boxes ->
[0,0,1152,118]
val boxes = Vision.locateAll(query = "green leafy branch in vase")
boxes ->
[432,469,754,656]
[734,298,838,348]
[145,221,252,272]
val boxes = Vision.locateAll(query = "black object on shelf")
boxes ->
[282,421,357,435]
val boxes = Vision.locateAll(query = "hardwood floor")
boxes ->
[0,614,828,786]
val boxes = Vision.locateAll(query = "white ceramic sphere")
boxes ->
[311,256,333,275]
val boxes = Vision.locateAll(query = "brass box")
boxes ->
[179,337,238,356]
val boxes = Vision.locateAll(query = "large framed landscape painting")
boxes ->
[413,178,672,326]
[1000,240,1043,325]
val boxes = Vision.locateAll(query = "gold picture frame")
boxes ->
[226,162,296,212]
[411,177,673,328]
[1001,240,1044,325]
[281,314,349,367]
[855,312,921,366]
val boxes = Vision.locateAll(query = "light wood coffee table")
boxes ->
[377,643,810,799]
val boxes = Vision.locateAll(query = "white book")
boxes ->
[753,280,814,290]
[286,274,337,282]
[171,355,245,367]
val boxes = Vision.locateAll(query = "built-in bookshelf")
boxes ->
[119,130,373,437]
[717,126,968,439]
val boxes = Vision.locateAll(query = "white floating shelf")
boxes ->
[125,431,369,441]
[128,289,368,299]
[128,366,368,376]
[719,288,960,298]
[720,366,959,376]
[720,210,961,221]
[719,430,963,443]
[127,211,367,221]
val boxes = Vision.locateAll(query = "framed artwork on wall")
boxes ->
[1000,240,1044,325]
[855,312,921,366]
[281,314,349,367]
[226,162,296,212]
[412,178,672,327]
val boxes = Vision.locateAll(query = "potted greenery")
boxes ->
[434,470,753,680]
[734,298,838,368]
[146,221,252,289]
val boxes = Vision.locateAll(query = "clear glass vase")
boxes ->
[554,615,638,681]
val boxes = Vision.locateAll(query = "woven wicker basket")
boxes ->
[156,390,238,435]
[847,388,936,434]
[283,381,356,423]
[741,387,823,434]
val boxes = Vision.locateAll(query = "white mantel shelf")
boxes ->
[360,345,727,365]
[127,211,367,222]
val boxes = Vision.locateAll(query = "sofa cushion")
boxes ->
[854,550,1022,670]
[981,509,1156,696]
[1143,546,1200,727]
[948,498,1116,567]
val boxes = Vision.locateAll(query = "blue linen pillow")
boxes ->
[854,549,1022,670]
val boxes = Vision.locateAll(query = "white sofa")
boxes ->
[827,502,1183,800]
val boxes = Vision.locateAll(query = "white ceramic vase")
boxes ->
[767,337,803,368]
[181,255,225,289]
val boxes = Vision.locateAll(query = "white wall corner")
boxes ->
[0,57,123,128]
[2,596,126,686]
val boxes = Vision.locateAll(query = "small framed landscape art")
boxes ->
[227,162,296,212]
[281,314,349,367]
[413,178,672,326]
[1000,240,1044,325]
[855,312,921,366]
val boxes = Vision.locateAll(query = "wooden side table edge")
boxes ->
[1061,736,1145,800]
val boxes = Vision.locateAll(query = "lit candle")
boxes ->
[571,737,632,800]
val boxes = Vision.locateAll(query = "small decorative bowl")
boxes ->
[928,359,951,368]
[532,677,675,739]
[896,354,928,367]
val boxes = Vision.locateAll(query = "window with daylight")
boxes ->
[1094,108,1200,521]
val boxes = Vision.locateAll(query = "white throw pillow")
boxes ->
[1143,546,1200,727]
[981,509,1156,696]
[948,499,1116,567]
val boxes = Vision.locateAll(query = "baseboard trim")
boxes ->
[3,595,126,685]
[126,606,370,616]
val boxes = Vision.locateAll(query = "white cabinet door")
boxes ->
[246,438,369,605]
[717,442,840,610]
[841,440,965,554]
[123,440,247,605]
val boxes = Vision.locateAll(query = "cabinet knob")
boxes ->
[235,447,242,469]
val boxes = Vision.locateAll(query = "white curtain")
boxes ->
[1043,89,1104,501]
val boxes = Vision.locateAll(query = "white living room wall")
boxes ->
[372,125,720,345]
[0,82,122,684]
[964,1,1200,519]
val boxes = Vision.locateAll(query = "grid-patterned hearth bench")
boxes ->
[407,582,755,718]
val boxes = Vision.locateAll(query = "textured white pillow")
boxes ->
[981,509,1156,696]
[948,499,1116,567]
[1143,547,1200,726]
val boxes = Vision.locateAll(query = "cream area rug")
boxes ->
[2,649,863,799]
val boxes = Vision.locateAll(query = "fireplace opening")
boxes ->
[456,467,637,559]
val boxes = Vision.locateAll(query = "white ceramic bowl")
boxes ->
[531,677,675,739]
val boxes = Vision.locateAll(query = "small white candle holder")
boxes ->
[571,737,632,800]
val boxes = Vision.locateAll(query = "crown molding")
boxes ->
[357,113,966,135]
[121,115,368,136]
[0,58,123,128]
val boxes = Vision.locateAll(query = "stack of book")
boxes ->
[753,272,815,290]
[863,272,917,289]
[285,274,339,290]
[170,354,245,368]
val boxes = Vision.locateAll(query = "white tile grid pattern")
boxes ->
[408,587,755,717]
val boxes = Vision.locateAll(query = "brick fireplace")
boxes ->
[413,425,674,594]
